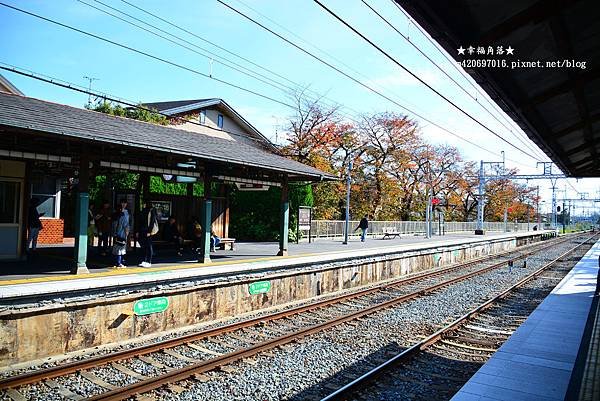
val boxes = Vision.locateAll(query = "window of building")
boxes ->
[31,177,60,218]
[0,181,20,224]
[217,114,224,129]
[199,109,206,124]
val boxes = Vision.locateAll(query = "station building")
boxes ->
[0,80,333,270]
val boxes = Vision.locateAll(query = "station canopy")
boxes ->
[397,0,600,177]
[0,92,335,184]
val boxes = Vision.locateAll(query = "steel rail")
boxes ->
[84,236,582,401]
[0,236,565,390]
[319,233,599,401]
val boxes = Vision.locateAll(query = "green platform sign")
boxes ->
[249,281,271,295]
[134,297,169,315]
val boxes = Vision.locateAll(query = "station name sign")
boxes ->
[134,297,169,315]
[249,281,271,295]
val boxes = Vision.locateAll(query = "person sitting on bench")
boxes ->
[188,216,203,251]
[163,216,184,256]
[187,216,219,253]
[210,230,220,252]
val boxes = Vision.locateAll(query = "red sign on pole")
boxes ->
[431,198,441,206]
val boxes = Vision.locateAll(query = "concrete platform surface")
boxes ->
[451,238,600,401]
[0,231,547,300]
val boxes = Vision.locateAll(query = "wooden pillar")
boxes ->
[199,172,212,263]
[72,151,90,274]
[186,182,194,227]
[277,176,289,256]
[140,172,150,202]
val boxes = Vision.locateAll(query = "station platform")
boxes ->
[451,238,600,401]
[0,231,548,300]
[0,230,555,368]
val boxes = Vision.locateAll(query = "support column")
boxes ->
[199,172,212,263]
[475,160,485,235]
[277,176,289,256]
[72,152,90,274]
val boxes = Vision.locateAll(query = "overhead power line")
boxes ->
[229,0,423,114]
[3,1,533,168]
[77,0,296,96]
[215,0,531,165]
[0,63,279,147]
[0,2,295,110]
[360,0,548,162]
[311,0,541,161]
[117,0,364,124]
[387,0,548,161]
[79,0,363,126]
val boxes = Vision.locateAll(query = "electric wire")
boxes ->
[228,0,424,115]
[214,0,521,163]
[0,63,281,147]
[311,0,541,161]
[360,0,548,161]
[387,0,549,161]
[3,1,533,168]
[118,0,364,123]
[0,2,296,110]
[80,0,365,126]
[77,0,291,95]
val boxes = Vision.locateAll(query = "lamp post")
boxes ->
[343,160,353,245]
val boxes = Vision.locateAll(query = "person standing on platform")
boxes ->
[96,200,111,256]
[87,203,96,247]
[111,205,129,269]
[27,197,44,253]
[355,215,369,242]
[137,200,159,268]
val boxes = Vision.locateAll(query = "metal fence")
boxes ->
[307,220,535,240]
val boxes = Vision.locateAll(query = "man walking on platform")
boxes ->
[355,215,369,242]
[137,200,159,268]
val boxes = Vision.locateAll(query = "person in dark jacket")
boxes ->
[164,216,184,256]
[27,197,44,252]
[96,200,112,256]
[136,200,159,267]
[354,215,369,242]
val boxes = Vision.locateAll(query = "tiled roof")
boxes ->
[0,92,335,180]
[142,99,215,112]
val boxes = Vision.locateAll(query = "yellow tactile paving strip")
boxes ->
[0,233,523,287]
[0,253,318,286]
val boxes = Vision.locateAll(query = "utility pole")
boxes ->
[476,152,505,235]
[343,160,352,245]
[475,159,565,234]
[536,185,540,227]
[550,178,558,229]
[83,76,99,107]
[562,200,566,234]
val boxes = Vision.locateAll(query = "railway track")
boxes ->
[319,233,597,401]
[0,233,587,401]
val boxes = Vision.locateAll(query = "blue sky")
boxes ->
[1,0,599,213]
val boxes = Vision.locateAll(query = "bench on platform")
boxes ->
[216,238,236,250]
[381,227,401,240]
